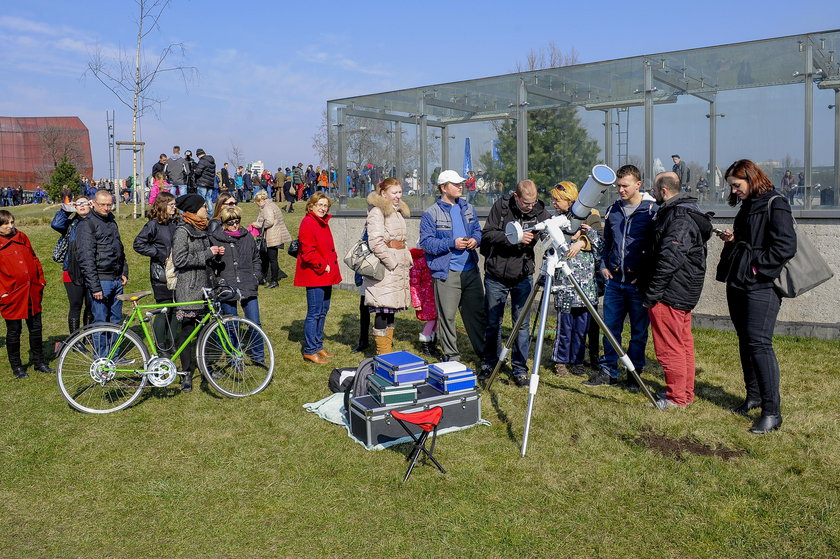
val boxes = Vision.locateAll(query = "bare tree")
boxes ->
[515,42,580,72]
[86,0,197,216]
[311,109,331,167]
[227,140,245,169]
[36,126,87,183]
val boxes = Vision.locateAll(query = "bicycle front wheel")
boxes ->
[197,316,274,397]
[57,325,150,414]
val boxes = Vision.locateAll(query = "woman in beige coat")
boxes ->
[364,177,412,354]
[252,190,293,288]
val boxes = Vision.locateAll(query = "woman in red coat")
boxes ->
[294,192,342,364]
[0,210,52,378]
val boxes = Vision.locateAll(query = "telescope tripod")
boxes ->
[482,244,661,457]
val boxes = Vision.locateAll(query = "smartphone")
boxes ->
[712,227,724,235]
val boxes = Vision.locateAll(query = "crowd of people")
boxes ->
[0,156,796,434]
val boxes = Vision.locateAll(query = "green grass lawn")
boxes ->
[1,202,838,558]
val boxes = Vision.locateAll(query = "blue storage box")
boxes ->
[374,351,427,385]
[427,373,477,394]
[428,361,473,380]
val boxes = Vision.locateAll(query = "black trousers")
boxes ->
[64,281,93,330]
[260,246,280,283]
[5,312,44,369]
[175,315,201,373]
[726,285,783,415]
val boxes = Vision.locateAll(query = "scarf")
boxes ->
[183,212,208,230]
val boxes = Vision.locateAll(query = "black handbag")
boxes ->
[287,239,300,258]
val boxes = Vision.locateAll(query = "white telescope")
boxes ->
[566,164,616,231]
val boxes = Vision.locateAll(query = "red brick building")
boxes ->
[0,116,94,189]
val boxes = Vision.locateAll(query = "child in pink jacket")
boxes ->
[148,172,171,206]
[409,248,440,358]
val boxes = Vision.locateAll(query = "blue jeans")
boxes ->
[483,275,532,376]
[553,307,590,364]
[303,286,332,354]
[221,297,264,361]
[599,279,649,378]
[171,184,187,197]
[197,186,215,218]
[89,280,123,357]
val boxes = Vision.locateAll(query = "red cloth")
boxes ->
[648,302,695,406]
[465,176,476,192]
[409,248,436,321]
[391,406,442,432]
[0,230,45,319]
[293,212,342,287]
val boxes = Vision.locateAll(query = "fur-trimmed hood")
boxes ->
[367,191,410,218]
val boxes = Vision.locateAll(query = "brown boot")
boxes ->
[373,328,393,355]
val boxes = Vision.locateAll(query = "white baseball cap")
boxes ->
[437,170,466,185]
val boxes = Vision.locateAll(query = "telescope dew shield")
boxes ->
[567,164,617,231]
[505,221,526,244]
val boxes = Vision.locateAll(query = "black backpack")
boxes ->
[335,357,377,420]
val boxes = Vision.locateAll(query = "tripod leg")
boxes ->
[562,266,659,408]
[483,279,542,391]
[521,272,554,457]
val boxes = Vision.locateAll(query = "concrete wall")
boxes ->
[329,214,840,339]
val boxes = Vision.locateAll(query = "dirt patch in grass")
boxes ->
[632,429,746,461]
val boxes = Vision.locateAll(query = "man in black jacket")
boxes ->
[193,148,216,217]
[151,153,167,180]
[479,179,551,385]
[75,189,129,329]
[643,171,711,408]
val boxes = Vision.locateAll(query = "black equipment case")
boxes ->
[348,384,481,447]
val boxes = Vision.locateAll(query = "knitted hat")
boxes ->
[175,194,205,214]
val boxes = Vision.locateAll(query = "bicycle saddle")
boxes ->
[116,290,153,302]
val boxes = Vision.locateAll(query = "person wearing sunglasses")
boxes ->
[208,192,238,234]
[51,195,93,334]
[209,205,265,363]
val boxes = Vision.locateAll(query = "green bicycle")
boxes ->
[56,286,274,414]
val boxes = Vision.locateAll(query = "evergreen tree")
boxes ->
[495,107,600,196]
[46,156,80,201]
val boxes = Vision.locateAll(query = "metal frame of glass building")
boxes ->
[328,29,840,213]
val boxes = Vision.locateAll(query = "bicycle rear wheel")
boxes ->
[56,325,150,414]
[197,316,274,397]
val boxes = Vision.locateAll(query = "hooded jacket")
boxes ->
[210,226,262,299]
[362,192,412,309]
[600,193,658,283]
[193,154,217,189]
[480,193,551,284]
[642,193,711,311]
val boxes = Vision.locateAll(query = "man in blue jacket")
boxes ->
[585,164,657,388]
[419,170,485,363]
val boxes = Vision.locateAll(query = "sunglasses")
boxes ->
[223,218,241,225]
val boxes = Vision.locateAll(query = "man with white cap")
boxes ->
[419,170,486,364]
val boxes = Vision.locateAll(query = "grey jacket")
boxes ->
[172,223,216,310]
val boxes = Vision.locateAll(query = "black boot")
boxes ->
[351,339,369,353]
[33,362,54,373]
[749,414,782,434]
[181,371,193,393]
[12,367,28,379]
[731,399,762,415]
[68,317,81,335]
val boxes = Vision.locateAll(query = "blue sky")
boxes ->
[0,0,837,178]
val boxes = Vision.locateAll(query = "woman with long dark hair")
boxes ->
[51,194,92,334]
[716,159,797,434]
[133,191,179,354]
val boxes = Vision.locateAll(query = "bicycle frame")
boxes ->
[102,294,242,372]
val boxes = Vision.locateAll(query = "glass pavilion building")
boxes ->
[327,30,840,215]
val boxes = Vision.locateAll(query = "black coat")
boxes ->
[74,210,128,293]
[133,218,178,301]
[209,227,262,299]
[642,194,711,311]
[194,154,217,189]
[715,190,797,291]
[480,194,551,284]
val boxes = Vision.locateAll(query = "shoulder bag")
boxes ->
[344,238,385,281]
[767,195,833,297]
